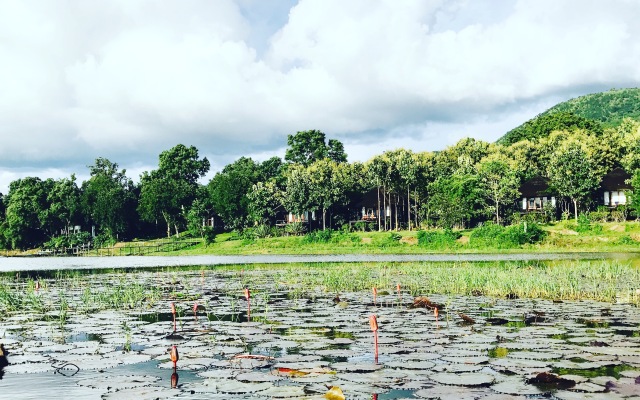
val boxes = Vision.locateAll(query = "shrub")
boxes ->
[503,222,547,245]
[203,227,216,246]
[303,229,333,243]
[284,222,307,236]
[618,235,636,245]
[576,214,592,233]
[93,232,116,248]
[469,223,506,247]
[611,205,628,223]
[43,232,92,249]
[588,207,609,223]
[253,224,273,239]
[417,229,460,248]
[470,222,546,248]
[354,221,367,232]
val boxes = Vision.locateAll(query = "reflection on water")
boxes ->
[0,343,8,380]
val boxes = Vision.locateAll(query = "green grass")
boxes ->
[261,260,640,304]
[152,221,640,256]
[2,260,639,321]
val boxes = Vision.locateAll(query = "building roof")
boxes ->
[599,167,632,191]
[519,176,553,198]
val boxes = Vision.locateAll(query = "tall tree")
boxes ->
[547,142,601,221]
[307,159,352,230]
[477,155,520,225]
[285,130,347,166]
[138,144,210,237]
[281,164,313,218]
[47,175,81,236]
[3,177,52,249]
[82,158,137,240]
[247,181,281,225]
[208,157,261,230]
[428,173,485,229]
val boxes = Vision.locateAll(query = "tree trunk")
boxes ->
[394,194,398,231]
[322,208,326,230]
[573,199,578,222]
[496,201,500,225]
[413,189,418,229]
[407,185,411,231]
[377,184,381,232]
[162,212,171,238]
[383,185,387,231]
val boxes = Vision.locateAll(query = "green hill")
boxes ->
[498,88,640,145]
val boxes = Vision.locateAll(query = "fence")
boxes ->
[34,239,202,257]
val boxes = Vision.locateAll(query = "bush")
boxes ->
[253,224,273,239]
[617,235,637,245]
[284,222,307,236]
[470,222,546,248]
[469,223,506,247]
[576,214,592,233]
[93,232,116,248]
[576,214,603,234]
[417,229,460,248]
[373,232,404,247]
[611,205,628,223]
[203,226,216,246]
[503,223,546,245]
[588,207,609,223]
[303,229,334,243]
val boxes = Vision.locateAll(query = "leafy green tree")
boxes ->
[547,142,602,221]
[307,159,352,230]
[428,173,485,229]
[208,157,261,230]
[247,180,281,225]
[186,192,212,239]
[285,130,347,166]
[434,138,491,176]
[47,175,81,236]
[82,158,137,240]
[281,164,313,218]
[477,155,520,225]
[138,144,210,237]
[629,169,640,218]
[3,177,52,249]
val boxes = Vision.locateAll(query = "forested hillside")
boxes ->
[498,88,640,145]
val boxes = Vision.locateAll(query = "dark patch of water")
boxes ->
[552,364,639,379]
[376,389,417,399]
[66,332,104,343]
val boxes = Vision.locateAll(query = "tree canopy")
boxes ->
[285,130,347,166]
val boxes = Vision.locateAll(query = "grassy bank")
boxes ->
[4,220,640,257]
[157,220,640,255]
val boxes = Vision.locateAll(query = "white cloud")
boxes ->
[0,0,639,193]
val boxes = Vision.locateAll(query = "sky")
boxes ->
[1,0,640,193]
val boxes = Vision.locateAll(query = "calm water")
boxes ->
[0,252,635,272]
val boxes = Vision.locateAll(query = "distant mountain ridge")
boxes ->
[498,88,640,145]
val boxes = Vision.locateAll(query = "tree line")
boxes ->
[1,117,640,250]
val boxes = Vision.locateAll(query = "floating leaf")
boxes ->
[277,367,310,377]
[458,313,475,324]
[410,296,442,309]
[324,386,345,400]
